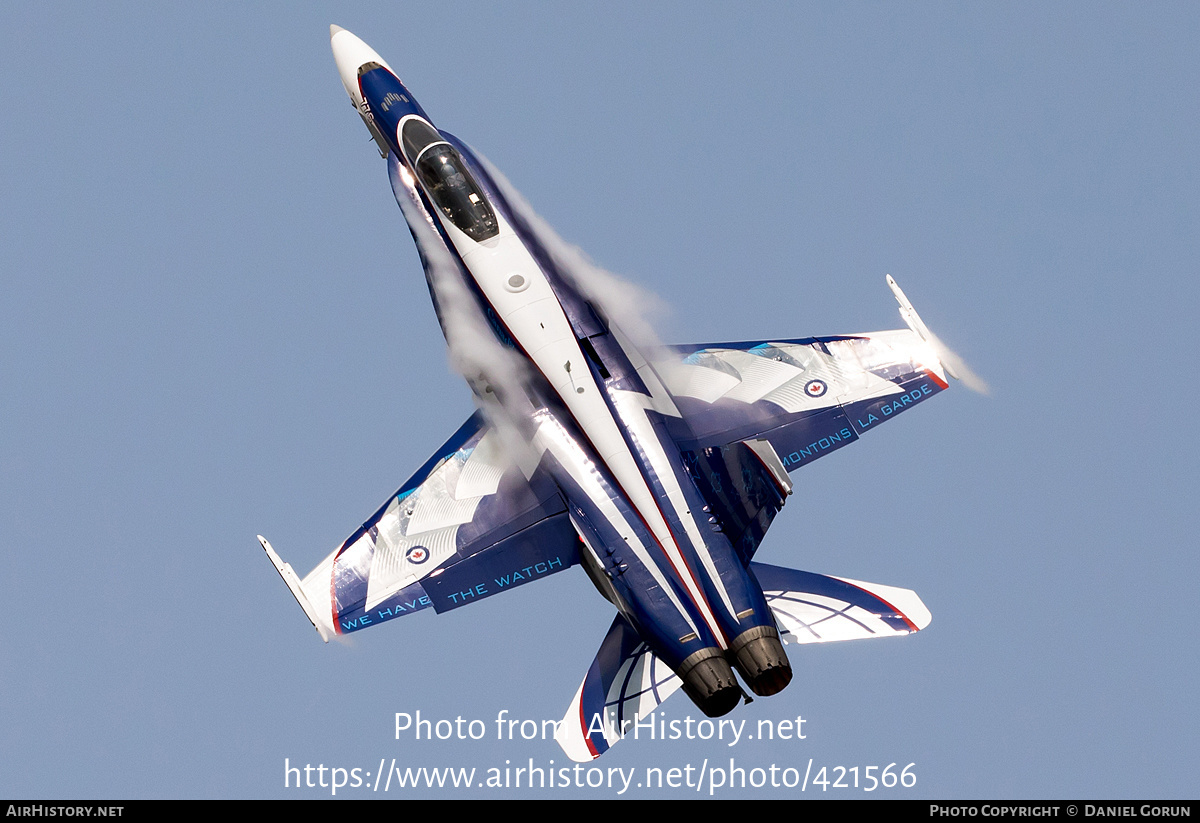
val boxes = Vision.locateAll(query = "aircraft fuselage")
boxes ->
[339,41,792,715]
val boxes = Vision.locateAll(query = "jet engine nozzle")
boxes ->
[730,625,792,697]
[677,647,742,717]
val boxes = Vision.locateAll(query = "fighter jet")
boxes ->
[260,26,957,761]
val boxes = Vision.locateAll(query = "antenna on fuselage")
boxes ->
[565,361,585,394]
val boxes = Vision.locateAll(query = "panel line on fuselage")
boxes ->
[419,187,729,648]
[530,413,702,639]
[605,321,744,630]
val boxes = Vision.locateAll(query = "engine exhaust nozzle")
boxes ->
[678,647,742,717]
[730,625,792,697]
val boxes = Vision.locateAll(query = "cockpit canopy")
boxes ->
[401,119,499,242]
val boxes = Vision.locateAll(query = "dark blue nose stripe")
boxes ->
[358,66,433,152]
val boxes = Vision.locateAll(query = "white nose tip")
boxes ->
[329,25,394,106]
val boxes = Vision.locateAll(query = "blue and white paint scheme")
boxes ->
[260,26,957,762]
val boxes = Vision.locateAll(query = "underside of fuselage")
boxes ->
[272,34,946,762]
[358,61,798,716]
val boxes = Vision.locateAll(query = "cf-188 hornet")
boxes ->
[261,26,962,761]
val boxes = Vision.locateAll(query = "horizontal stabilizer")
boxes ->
[556,614,683,762]
[752,562,931,642]
[558,565,930,760]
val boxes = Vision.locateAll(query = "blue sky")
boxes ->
[2,2,1197,798]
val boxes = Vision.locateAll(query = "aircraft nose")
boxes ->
[330,25,392,106]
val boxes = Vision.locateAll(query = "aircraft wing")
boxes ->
[657,328,949,473]
[653,324,949,561]
[262,411,579,640]
[556,562,930,761]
